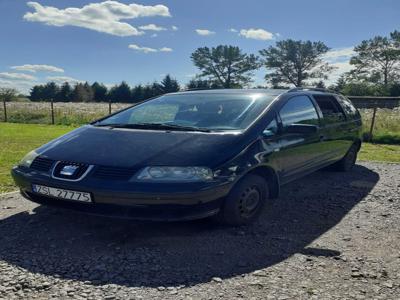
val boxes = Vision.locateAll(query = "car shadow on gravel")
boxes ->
[0,165,379,288]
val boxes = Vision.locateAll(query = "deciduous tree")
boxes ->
[191,45,260,88]
[0,88,17,102]
[259,39,333,87]
[72,83,93,102]
[349,30,400,85]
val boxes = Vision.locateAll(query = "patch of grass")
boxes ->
[0,123,76,193]
[360,108,400,144]
[358,143,400,163]
[0,123,399,193]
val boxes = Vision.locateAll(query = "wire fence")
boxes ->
[1,97,399,143]
[0,100,132,125]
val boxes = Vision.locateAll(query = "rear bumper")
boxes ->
[12,166,232,221]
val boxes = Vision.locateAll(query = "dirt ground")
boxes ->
[0,162,399,299]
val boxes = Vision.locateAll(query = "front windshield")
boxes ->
[95,92,277,131]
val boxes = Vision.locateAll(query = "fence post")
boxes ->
[108,99,112,115]
[50,98,55,125]
[369,106,377,142]
[2,99,6,122]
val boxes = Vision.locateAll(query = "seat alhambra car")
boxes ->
[12,88,362,225]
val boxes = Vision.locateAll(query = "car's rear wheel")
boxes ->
[332,143,359,172]
[216,174,269,226]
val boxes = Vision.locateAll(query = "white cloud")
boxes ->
[229,28,238,33]
[321,47,356,84]
[239,28,274,40]
[159,47,173,52]
[195,29,215,36]
[0,73,38,94]
[23,1,171,37]
[10,64,64,73]
[0,72,37,81]
[138,24,167,31]
[128,44,172,53]
[171,25,178,31]
[150,33,158,38]
[325,61,355,85]
[46,76,83,83]
[322,47,355,62]
[128,44,158,53]
[0,79,37,94]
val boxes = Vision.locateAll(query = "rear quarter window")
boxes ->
[336,95,361,120]
[313,95,346,125]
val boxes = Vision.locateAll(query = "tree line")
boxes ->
[2,30,399,103]
[29,74,180,103]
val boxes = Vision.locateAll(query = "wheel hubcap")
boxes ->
[239,186,261,218]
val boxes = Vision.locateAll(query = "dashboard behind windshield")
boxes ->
[95,93,277,131]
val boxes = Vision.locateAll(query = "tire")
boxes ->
[332,143,358,172]
[216,174,269,226]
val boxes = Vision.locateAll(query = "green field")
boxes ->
[0,123,76,193]
[0,123,399,193]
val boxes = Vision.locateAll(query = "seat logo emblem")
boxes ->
[60,165,79,176]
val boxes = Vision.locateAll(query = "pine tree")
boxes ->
[57,82,73,102]
[92,82,108,102]
[42,82,59,100]
[131,84,144,102]
[160,74,180,93]
[29,85,45,101]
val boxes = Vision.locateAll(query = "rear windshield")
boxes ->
[95,93,277,131]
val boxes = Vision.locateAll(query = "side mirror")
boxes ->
[262,128,276,137]
[286,124,318,134]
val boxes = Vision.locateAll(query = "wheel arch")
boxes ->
[243,165,280,199]
[354,138,362,152]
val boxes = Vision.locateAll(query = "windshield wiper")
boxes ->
[95,123,211,132]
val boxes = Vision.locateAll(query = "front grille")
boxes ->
[52,161,90,180]
[92,166,136,180]
[30,157,55,172]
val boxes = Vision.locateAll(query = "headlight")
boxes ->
[19,150,39,168]
[135,166,213,182]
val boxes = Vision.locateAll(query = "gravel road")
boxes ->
[0,162,399,299]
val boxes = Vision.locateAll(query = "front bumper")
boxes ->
[11,166,233,221]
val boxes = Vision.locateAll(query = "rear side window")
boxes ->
[337,95,361,120]
[313,95,346,124]
[279,96,319,127]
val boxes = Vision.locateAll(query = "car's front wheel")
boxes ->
[216,174,269,226]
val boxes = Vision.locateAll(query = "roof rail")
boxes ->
[288,87,334,93]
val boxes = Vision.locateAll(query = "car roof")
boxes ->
[167,88,338,98]
[168,88,289,96]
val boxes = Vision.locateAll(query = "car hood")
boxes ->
[36,125,244,168]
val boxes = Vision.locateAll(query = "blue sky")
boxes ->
[0,0,399,93]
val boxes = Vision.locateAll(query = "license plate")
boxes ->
[32,184,92,202]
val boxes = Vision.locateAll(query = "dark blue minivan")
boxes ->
[12,88,362,225]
